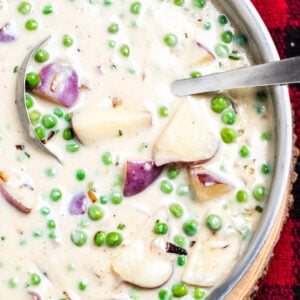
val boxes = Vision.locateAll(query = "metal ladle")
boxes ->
[171,56,300,96]
[15,36,62,164]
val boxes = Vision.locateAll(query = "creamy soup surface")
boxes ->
[0,0,274,299]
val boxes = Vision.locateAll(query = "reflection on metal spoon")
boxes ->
[16,36,62,165]
[171,56,300,96]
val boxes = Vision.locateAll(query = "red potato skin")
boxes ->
[123,161,163,197]
[28,291,41,300]
[188,167,233,201]
[69,192,87,215]
[0,23,17,42]
[196,41,216,60]
[0,183,31,214]
[33,63,79,108]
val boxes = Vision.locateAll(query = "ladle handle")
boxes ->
[171,56,300,96]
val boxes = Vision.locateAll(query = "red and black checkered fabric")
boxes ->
[251,0,300,299]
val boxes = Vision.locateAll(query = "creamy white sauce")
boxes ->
[0,0,274,299]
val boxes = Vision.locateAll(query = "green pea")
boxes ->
[174,234,186,247]
[45,167,56,177]
[78,280,87,291]
[110,191,123,204]
[153,222,168,234]
[130,1,141,14]
[30,273,41,286]
[256,90,267,101]
[203,21,211,30]
[183,219,199,236]
[239,146,250,158]
[211,94,230,113]
[29,110,41,126]
[256,104,265,115]
[206,214,222,231]
[255,205,263,213]
[221,127,237,144]
[88,205,104,221]
[18,2,31,15]
[63,128,73,140]
[62,34,74,47]
[53,107,64,118]
[221,30,233,43]
[106,231,123,247]
[71,230,87,246]
[222,109,236,125]
[108,40,116,48]
[34,126,45,140]
[171,282,188,297]
[261,132,271,141]
[120,44,130,57]
[169,203,184,218]
[75,169,85,181]
[261,163,271,175]
[8,278,17,288]
[190,70,202,78]
[48,231,57,240]
[66,143,80,153]
[214,43,229,58]
[107,23,119,34]
[229,50,240,60]
[25,72,40,89]
[99,195,108,204]
[174,0,185,6]
[159,289,172,300]
[64,113,72,122]
[236,190,248,203]
[40,206,50,216]
[159,105,169,117]
[34,49,49,63]
[194,288,206,299]
[176,184,190,196]
[194,0,205,8]
[164,33,178,47]
[218,14,228,25]
[94,231,106,246]
[50,188,62,201]
[42,4,53,15]
[177,255,186,266]
[42,115,57,129]
[167,166,180,179]
[102,152,113,165]
[47,219,56,229]
[25,94,34,109]
[103,0,112,6]
[160,179,173,194]
[235,33,248,46]
[117,223,125,230]
[25,19,38,31]
[252,185,266,201]
[29,110,41,125]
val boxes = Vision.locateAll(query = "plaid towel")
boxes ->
[251,0,300,299]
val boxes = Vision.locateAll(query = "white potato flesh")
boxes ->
[153,98,220,166]
[72,107,152,144]
[111,208,173,288]
[182,227,241,287]
[111,239,173,288]
[189,167,234,202]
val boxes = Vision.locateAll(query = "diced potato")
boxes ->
[153,98,220,166]
[189,166,233,202]
[72,107,152,145]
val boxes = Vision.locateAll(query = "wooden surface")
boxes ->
[225,141,299,299]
